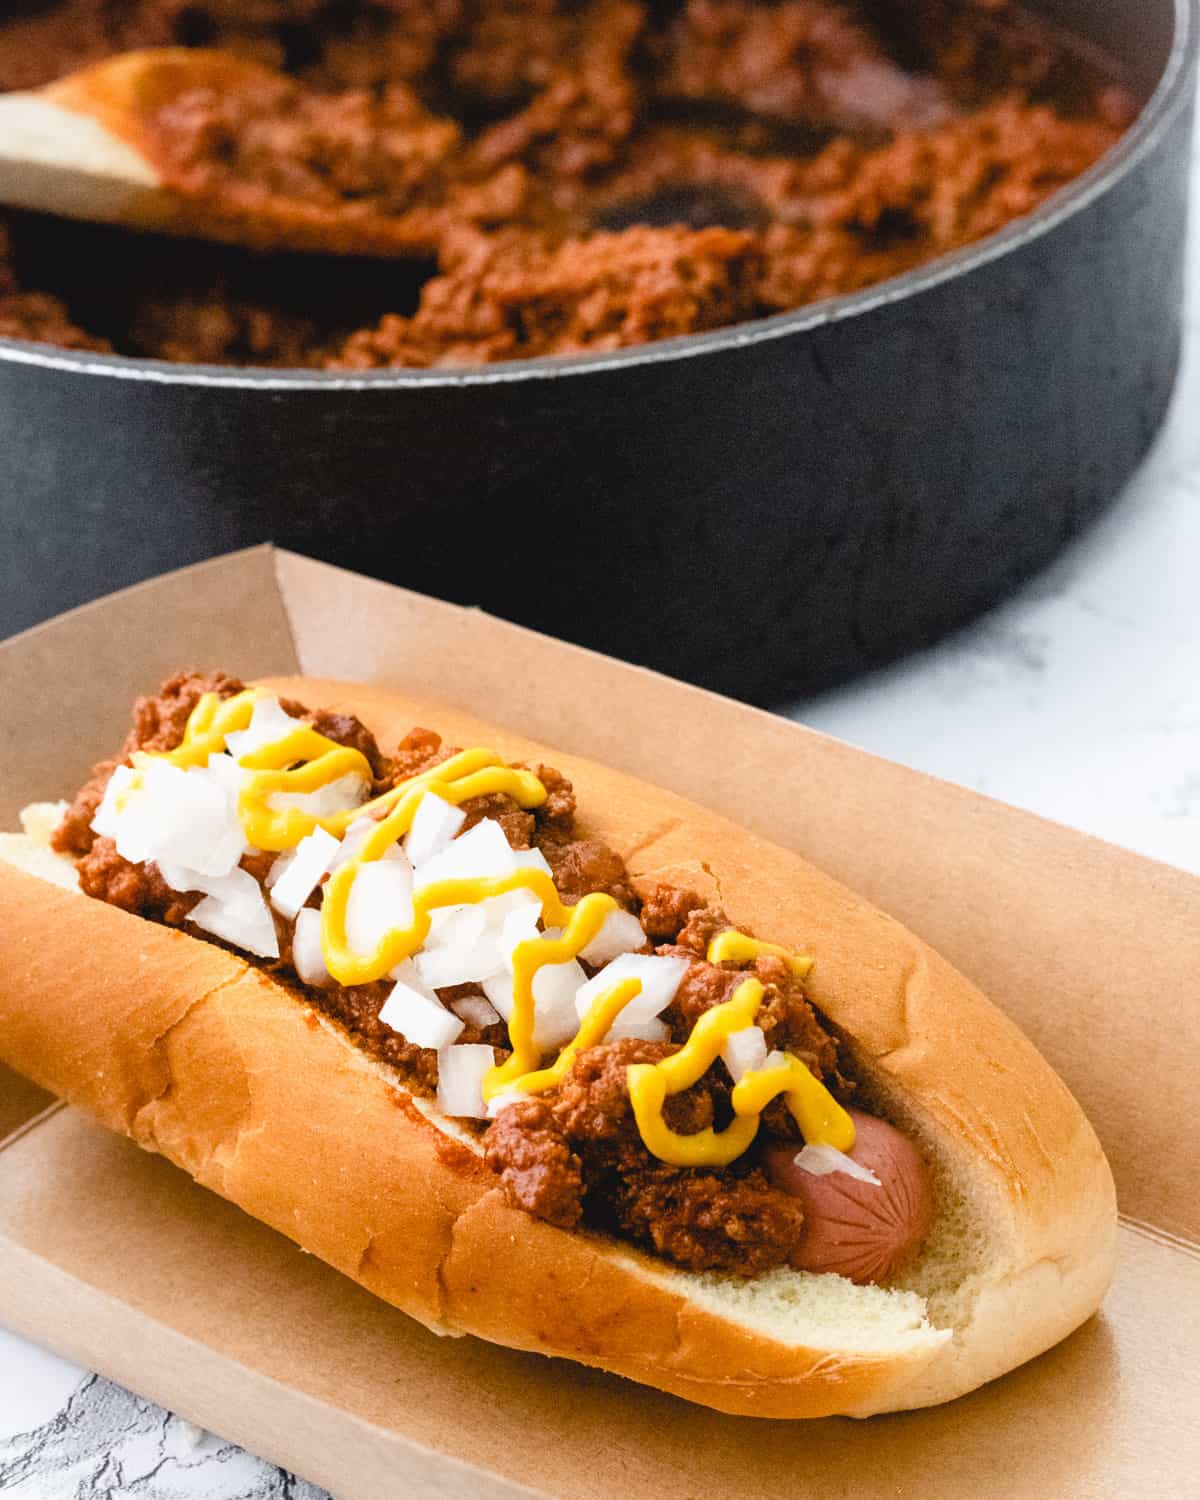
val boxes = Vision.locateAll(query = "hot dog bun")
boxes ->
[0,677,1116,1418]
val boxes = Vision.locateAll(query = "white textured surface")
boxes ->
[2,102,1197,1500]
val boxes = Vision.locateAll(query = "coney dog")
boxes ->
[0,672,1117,1419]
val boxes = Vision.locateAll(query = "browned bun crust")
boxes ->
[0,676,1117,1417]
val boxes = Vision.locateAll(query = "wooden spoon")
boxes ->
[0,49,447,257]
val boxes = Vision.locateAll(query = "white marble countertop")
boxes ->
[3,105,1197,1500]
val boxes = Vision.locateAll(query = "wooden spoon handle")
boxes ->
[0,49,443,257]
[0,89,163,224]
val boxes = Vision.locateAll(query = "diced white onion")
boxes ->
[293,907,330,985]
[93,759,245,879]
[511,846,553,877]
[533,952,585,1007]
[423,901,488,951]
[530,958,586,1048]
[794,1144,881,1187]
[379,981,464,1051]
[156,859,280,962]
[450,994,501,1029]
[579,908,647,967]
[480,966,581,1050]
[202,751,247,794]
[480,887,542,930]
[90,764,135,842]
[415,936,506,990]
[345,856,414,958]
[156,861,233,899]
[481,971,515,1020]
[436,1044,495,1119]
[722,1024,769,1082]
[574,952,689,1024]
[18,800,69,846]
[224,697,302,759]
[269,826,340,920]
[763,1049,789,1071]
[418,889,543,992]
[329,815,380,870]
[269,772,367,819]
[415,899,512,987]
[404,791,466,868]
[157,761,244,875]
[607,1017,670,1043]
[389,957,437,999]
[265,848,296,889]
[499,900,543,969]
[188,868,279,959]
[531,1000,579,1052]
[412,817,517,889]
[188,898,278,960]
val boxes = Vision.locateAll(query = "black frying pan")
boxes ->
[0,0,1194,704]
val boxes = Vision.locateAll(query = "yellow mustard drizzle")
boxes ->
[485,890,619,1099]
[159,691,547,852]
[289,744,618,1103]
[730,1054,854,1150]
[627,978,765,1166]
[343,747,545,833]
[322,856,620,1099]
[146,689,595,1105]
[159,688,262,768]
[237,728,374,850]
[706,929,814,977]
[150,691,852,1162]
[626,976,855,1166]
[509,977,644,1096]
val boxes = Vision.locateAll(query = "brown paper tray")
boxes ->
[2,547,1198,1497]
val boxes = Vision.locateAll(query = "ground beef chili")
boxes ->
[50,671,862,1274]
[0,0,1134,368]
[485,1037,814,1273]
[52,669,246,857]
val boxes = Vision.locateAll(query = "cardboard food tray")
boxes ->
[1,547,1197,1499]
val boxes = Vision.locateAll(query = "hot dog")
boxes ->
[0,672,1116,1418]
[762,1109,934,1282]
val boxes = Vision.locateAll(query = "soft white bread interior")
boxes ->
[0,678,1117,1418]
